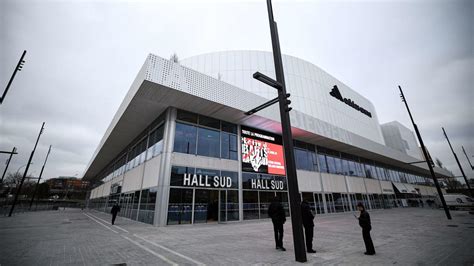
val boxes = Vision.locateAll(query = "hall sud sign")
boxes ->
[182,173,233,188]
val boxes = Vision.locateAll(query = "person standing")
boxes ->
[356,202,375,255]
[301,200,316,253]
[268,196,286,251]
[111,203,121,225]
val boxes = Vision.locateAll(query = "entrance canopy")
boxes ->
[403,184,419,194]
[392,182,409,193]
[393,182,419,194]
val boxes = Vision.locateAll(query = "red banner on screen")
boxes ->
[267,143,285,175]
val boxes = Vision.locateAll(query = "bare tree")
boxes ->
[170,53,179,63]
[4,172,23,188]
[445,177,463,190]
[4,172,36,196]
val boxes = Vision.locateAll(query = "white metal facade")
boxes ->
[181,51,384,145]
[84,53,451,226]
[381,121,423,160]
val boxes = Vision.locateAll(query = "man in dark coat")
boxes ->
[268,196,286,251]
[111,203,121,225]
[356,202,375,255]
[301,200,316,253]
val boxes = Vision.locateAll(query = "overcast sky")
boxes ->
[1,0,473,182]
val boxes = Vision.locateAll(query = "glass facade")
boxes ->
[88,187,157,225]
[167,165,239,225]
[174,110,238,160]
[90,108,436,227]
[97,112,166,183]
[242,172,289,220]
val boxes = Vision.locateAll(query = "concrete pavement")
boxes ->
[0,207,473,265]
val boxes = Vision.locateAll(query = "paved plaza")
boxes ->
[0,207,473,265]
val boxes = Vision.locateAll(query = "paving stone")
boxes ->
[0,208,473,265]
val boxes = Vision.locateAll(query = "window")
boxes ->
[221,121,237,134]
[348,161,357,176]
[138,188,157,224]
[221,170,239,189]
[221,132,238,160]
[356,162,365,177]
[174,111,238,160]
[333,156,344,175]
[326,156,336,174]
[147,125,164,160]
[318,154,328,173]
[174,123,197,154]
[243,191,259,220]
[197,127,220,158]
[341,159,350,175]
[226,190,240,221]
[364,164,373,178]
[295,148,312,171]
[167,188,193,225]
[293,141,317,172]
[177,110,198,124]
[170,166,195,186]
[199,115,220,129]
[126,138,147,171]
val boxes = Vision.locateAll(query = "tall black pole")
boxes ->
[442,128,473,197]
[29,145,52,209]
[9,122,45,217]
[266,0,306,262]
[462,146,474,171]
[1,50,27,105]
[398,86,451,220]
[1,147,17,183]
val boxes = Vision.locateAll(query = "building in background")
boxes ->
[381,121,422,160]
[84,51,451,226]
[46,176,90,199]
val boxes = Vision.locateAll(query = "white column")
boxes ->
[237,124,244,222]
[154,107,177,226]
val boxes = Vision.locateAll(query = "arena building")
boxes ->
[84,51,451,226]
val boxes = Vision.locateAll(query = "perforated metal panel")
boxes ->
[145,54,281,122]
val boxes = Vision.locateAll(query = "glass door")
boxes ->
[315,193,325,214]
[325,193,335,213]
[219,190,226,223]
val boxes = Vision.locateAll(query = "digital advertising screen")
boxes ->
[241,126,286,176]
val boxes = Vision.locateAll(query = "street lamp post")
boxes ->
[442,128,473,197]
[398,86,451,220]
[9,122,45,217]
[461,146,474,171]
[29,145,52,209]
[244,0,307,262]
[1,147,18,183]
[1,50,27,105]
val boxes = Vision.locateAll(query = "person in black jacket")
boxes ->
[268,196,286,251]
[111,203,121,225]
[356,202,375,255]
[301,200,316,253]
